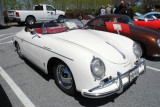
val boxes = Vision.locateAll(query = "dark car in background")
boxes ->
[85,14,160,59]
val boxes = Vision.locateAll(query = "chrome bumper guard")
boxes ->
[82,58,146,98]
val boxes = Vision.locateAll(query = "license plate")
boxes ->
[129,68,139,82]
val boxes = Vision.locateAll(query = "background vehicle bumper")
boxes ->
[81,58,146,98]
[8,17,21,23]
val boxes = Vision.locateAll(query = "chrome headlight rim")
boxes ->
[90,57,106,80]
[157,39,160,48]
[133,42,142,58]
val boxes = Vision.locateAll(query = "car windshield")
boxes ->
[41,18,84,34]
[115,17,134,25]
[144,14,157,21]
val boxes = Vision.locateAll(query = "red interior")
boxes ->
[35,27,67,34]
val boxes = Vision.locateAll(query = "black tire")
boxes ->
[16,43,24,59]
[26,17,35,26]
[58,15,64,22]
[18,22,25,26]
[58,15,64,20]
[53,61,76,95]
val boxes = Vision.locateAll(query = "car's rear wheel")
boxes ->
[16,43,24,59]
[53,61,76,95]
[26,17,35,26]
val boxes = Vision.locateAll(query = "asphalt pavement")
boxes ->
[0,23,160,107]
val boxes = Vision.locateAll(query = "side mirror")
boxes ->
[30,30,36,35]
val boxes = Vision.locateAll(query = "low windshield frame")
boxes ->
[42,18,84,35]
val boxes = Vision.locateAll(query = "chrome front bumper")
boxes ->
[82,58,146,98]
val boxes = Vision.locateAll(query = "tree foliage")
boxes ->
[1,0,159,13]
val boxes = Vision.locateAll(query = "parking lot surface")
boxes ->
[0,24,160,107]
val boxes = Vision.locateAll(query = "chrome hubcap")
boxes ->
[29,19,34,25]
[56,65,72,89]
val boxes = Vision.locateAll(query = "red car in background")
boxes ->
[134,14,160,29]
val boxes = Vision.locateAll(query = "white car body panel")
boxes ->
[13,20,145,98]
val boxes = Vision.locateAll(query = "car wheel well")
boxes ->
[58,15,65,19]
[25,16,36,25]
[47,57,66,76]
[14,41,18,47]
[25,15,36,22]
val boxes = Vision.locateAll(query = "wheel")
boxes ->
[26,17,35,26]
[18,22,25,26]
[16,43,24,59]
[53,61,76,95]
[58,15,64,22]
[58,15,64,20]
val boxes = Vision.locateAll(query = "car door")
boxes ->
[22,31,44,69]
[34,5,46,20]
[46,5,57,20]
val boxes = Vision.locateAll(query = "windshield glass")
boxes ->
[145,14,157,21]
[42,18,84,34]
[115,17,134,25]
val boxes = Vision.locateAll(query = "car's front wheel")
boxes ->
[53,61,76,95]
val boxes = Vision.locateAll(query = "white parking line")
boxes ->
[0,41,13,45]
[0,35,13,42]
[0,33,14,37]
[0,66,35,107]
[147,66,160,72]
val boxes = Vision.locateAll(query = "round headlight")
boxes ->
[157,39,160,48]
[133,42,142,58]
[90,57,105,80]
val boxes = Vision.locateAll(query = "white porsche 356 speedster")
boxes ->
[13,18,146,98]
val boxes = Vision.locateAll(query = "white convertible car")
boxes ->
[13,18,146,98]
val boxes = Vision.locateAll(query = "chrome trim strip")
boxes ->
[117,72,123,94]
[83,88,119,98]
[105,42,126,59]
[14,36,74,61]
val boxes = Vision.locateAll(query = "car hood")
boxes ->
[56,10,65,15]
[130,25,160,37]
[57,29,129,64]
